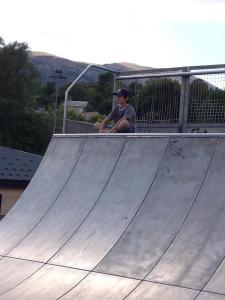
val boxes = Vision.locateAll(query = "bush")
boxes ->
[88,113,106,124]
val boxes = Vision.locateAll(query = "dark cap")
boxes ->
[113,88,130,97]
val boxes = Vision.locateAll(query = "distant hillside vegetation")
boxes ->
[30,52,152,86]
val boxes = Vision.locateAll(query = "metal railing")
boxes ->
[63,64,225,133]
[117,64,225,132]
[63,64,118,133]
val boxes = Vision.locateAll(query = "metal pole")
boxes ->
[182,76,190,133]
[53,82,58,133]
[49,69,66,134]
[178,74,190,133]
[117,69,225,81]
[63,64,93,134]
[112,74,117,109]
[62,64,118,134]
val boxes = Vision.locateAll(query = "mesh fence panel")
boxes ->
[117,77,181,125]
[188,73,225,123]
[116,67,225,129]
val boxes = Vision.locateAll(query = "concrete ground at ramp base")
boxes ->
[0,133,225,299]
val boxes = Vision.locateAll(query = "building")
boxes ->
[0,146,42,218]
[67,100,88,113]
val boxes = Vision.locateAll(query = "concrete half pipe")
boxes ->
[0,134,225,299]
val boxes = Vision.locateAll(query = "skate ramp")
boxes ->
[0,134,225,299]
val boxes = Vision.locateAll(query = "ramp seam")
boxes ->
[0,260,45,296]
[194,137,225,297]
[52,137,128,299]
[140,137,219,296]
[121,137,219,300]
[92,137,170,274]
[0,137,127,299]
[7,138,87,254]
[46,137,126,263]
[0,137,88,296]
[2,256,225,297]
[1,136,225,299]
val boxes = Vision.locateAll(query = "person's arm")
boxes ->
[110,106,136,133]
[99,106,117,132]
[99,116,110,132]
[110,116,127,133]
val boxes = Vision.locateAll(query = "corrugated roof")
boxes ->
[0,146,42,182]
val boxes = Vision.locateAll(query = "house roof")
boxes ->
[0,146,42,183]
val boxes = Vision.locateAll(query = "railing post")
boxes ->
[178,70,190,133]
[63,64,93,134]
[112,74,117,109]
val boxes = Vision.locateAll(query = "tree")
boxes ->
[133,78,180,123]
[0,37,4,46]
[0,41,41,107]
[36,82,55,108]
[65,82,94,104]
[86,72,114,114]
[189,78,225,123]
[0,40,52,155]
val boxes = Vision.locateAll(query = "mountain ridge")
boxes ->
[30,51,152,85]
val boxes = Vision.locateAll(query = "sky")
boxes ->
[1,0,225,68]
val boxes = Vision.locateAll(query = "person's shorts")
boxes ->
[117,126,135,133]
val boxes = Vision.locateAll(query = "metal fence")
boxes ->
[63,64,225,133]
[116,65,225,132]
[117,77,181,124]
[188,73,225,123]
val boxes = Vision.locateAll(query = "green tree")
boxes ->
[0,40,52,154]
[0,37,4,46]
[35,82,56,109]
[54,104,85,133]
[67,82,94,104]
[128,81,142,111]
[0,41,40,108]
[134,78,180,123]
[86,72,114,114]
[189,78,225,123]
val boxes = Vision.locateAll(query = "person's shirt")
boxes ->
[108,104,136,131]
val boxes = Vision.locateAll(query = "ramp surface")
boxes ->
[0,134,225,299]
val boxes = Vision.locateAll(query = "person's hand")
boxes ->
[99,128,110,133]
[110,126,117,133]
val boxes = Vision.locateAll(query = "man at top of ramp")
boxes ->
[94,88,136,133]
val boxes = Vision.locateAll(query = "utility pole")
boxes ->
[49,69,67,133]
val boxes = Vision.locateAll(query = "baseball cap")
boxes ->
[113,88,130,97]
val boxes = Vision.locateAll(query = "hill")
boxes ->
[30,52,151,86]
